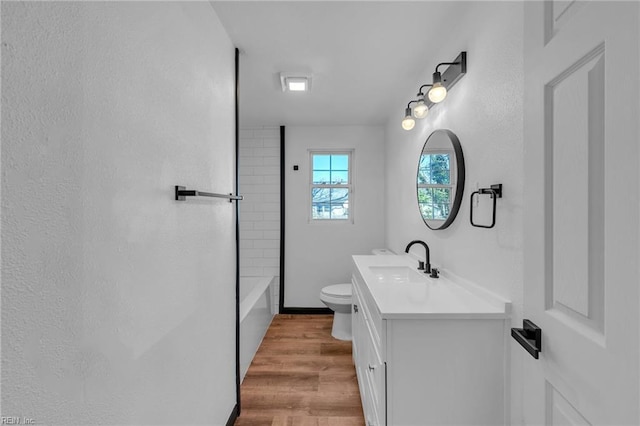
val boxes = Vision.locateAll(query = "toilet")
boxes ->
[320,248,395,341]
[320,283,353,340]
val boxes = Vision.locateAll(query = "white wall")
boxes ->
[284,126,385,308]
[1,2,237,424]
[239,126,281,313]
[383,2,524,423]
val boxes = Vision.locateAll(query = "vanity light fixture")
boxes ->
[401,51,467,130]
[402,101,417,131]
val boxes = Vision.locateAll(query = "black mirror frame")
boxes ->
[416,129,465,230]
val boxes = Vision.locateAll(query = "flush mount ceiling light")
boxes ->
[401,52,467,130]
[280,73,312,92]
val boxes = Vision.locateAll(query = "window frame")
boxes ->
[308,149,354,224]
[417,149,456,222]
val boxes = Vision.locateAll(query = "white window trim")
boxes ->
[308,149,354,224]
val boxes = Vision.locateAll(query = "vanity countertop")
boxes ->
[352,254,510,320]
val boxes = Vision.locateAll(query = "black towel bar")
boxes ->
[175,186,243,202]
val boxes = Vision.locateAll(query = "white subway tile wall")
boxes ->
[239,127,281,313]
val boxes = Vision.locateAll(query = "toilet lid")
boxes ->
[321,284,352,299]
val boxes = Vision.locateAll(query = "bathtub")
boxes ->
[240,276,275,382]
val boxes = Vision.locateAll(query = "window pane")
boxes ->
[311,187,330,219]
[313,171,331,184]
[312,203,329,219]
[419,154,430,170]
[418,188,433,204]
[331,155,349,171]
[330,204,349,219]
[419,203,434,219]
[433,188,451,205]
[313,155,330,170]
[330,188,348,203]
[418,170,430,185]
[429,154,450,185]
[330,188,349,219]
[311,188,349,220]
[312,187,330,203]
[432,204,448,220]
[418,187,451,221]
[434,153,450,169]
[331,171,348,184]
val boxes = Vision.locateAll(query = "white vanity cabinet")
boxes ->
[352,276,386,426]
[351,255,510,426]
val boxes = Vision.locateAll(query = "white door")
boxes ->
[523,1,639,425]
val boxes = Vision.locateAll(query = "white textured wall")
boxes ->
[2,2,237,424]
[238,126,281,313]
[285,126,385,308]
[383,2,524,423]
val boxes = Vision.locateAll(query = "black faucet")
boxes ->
[405,240,431,274]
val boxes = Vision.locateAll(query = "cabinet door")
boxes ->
[363,326,385,426]
[352,280,373,422]
[353,277,387,425]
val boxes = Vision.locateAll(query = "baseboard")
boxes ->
[280,307,333,315]
[226,404,239,426]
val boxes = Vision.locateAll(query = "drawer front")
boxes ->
[352,271,384,349]
[351,283,366,365]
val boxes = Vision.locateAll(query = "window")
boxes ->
[417,151,454,220]
[310,151,352,221]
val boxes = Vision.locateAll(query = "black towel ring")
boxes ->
[470,184,502,229]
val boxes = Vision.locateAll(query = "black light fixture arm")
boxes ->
[435,61,462,72]
[417,84,433,95]
[407,100,418,109]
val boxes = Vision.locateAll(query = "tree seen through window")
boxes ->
[418,152,452,220]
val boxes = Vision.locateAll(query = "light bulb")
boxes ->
[413,99,429,119]
[401,107,415,130]
[428,82,447,103]
[402,116,415,131]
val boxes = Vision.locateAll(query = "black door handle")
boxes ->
[511,319,542,359]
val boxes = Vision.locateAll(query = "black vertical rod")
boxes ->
[234,47,241,415]
[279,125,286,313]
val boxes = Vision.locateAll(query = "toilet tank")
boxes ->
[371,248,395,256]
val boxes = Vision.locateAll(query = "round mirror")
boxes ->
[416,129,465,230]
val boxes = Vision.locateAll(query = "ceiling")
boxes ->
[211,1,472,127]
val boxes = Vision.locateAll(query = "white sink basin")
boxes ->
[353,255,510,319]
[369,266,428,284]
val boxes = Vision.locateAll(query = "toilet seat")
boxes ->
[320,284,352,304]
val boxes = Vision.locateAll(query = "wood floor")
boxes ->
[235,315,365,426]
